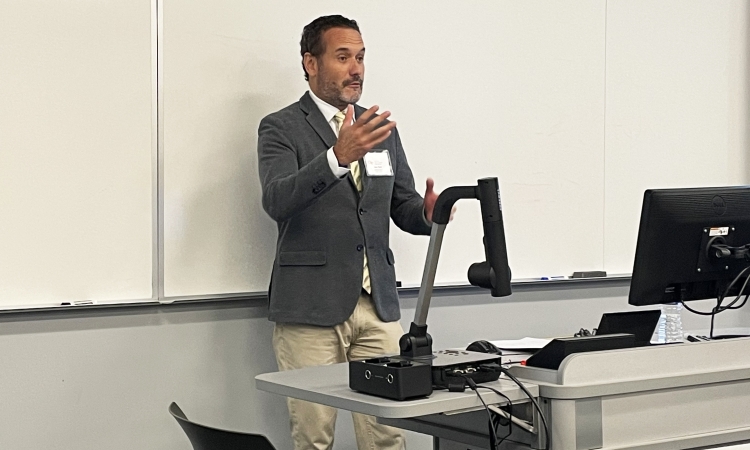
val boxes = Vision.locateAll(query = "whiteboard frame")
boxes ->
[155,0,166,301]
[0,275,632,314]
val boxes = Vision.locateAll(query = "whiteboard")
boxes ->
[603,0,750,275]
[162,0,749,297]
[162,0,608,296]
[382,1,607,287]
[0,0,154,307]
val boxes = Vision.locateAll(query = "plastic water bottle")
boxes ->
[662,302,684,343]
[655,313,666,343]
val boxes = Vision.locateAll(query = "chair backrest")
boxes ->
[169,402,276,450]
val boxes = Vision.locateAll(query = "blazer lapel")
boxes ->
[299,92,337,149]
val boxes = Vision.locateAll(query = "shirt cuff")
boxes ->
[327,148,350,178]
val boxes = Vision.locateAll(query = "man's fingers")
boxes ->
[363,122,396,147]
[341,105,397,156]
[361,111,392,131]
[425,178,435,194]
[362,120,396,142]
[342,104,354,127]
[355,107,393,132]
[370,119,397,136]
[361,129,392,151]
[367,130,392,149]
[356,105,380,124]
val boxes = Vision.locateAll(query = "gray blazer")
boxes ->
[257,92,431,326]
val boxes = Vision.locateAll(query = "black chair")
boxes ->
[169,402,276,450]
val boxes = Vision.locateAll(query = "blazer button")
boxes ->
[359,208,365,215]
[356,245,364,251]
[312,181,326,194]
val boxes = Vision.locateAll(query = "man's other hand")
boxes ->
[423,178,456,223]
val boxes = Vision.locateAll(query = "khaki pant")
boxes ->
[272,292,406,450]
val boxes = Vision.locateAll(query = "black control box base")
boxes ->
[349,356,432,400]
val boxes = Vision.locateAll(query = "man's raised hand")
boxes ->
[333,105,397,166]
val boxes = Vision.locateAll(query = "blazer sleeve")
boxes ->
[389,127,432,236]
[257,114,342,223]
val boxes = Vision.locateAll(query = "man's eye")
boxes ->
[356,56,364,63]
[338,56,347,62]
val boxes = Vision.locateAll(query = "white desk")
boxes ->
[256,362,537,419]
[256,361,540,449]
[256,338,750,449]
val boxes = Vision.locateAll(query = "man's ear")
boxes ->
[303,53,318,78]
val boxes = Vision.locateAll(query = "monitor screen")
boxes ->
[629,186,750,307]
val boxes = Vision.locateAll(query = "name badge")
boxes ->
[363,150,393,177]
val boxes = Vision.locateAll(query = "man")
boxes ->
[257,15,442,450]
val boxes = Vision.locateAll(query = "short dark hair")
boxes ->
[300,15,360,81]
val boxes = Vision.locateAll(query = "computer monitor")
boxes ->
[628,186,750,307]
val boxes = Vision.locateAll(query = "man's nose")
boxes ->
[349,61,363,77]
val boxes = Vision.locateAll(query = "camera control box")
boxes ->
[349,356,432,401]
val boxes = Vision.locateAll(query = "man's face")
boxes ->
[306,27,365,109]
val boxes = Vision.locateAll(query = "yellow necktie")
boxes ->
[333,111,345,133]
[333,111,370,294]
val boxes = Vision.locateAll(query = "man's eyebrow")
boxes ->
[334,47,366,54]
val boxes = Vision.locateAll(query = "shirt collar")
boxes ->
[308,89,345,123]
